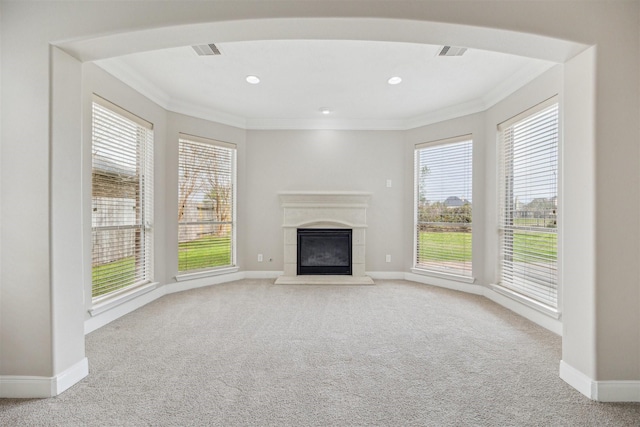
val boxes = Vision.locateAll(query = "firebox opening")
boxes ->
[297,228,352,275]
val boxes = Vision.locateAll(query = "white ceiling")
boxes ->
[95,39,555,130]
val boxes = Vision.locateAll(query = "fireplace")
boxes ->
[297,229,352,275]
[275,191,373,285]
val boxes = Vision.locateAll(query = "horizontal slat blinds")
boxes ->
[178,136,236,272]
[498,100,559,309]
[92,97,153,299]
[415,136,473,277]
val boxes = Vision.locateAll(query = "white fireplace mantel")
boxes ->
[275,191,374,285]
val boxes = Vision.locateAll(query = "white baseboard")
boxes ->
[367,271,405,280]
[0,357,88,398]
[86,272,247,334]
[165,271,244,294]
[595,380,640,402]
[56,357,89,395]
[559,360,593,398]
[244,270,283,279]
[85,286,166,334]
[559,360,640,402]
[405,272,483,295]
[483,287,562,336]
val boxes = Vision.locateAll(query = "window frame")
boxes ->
[413,134,474,282]
[91,95,154,301]
[177,133,237,276]
[496,96,560,314]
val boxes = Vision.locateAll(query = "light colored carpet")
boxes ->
[2,279,639,426]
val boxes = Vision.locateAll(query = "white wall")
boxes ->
[243,130,405,273]
[1,0,639,400]
[562,48,597,381]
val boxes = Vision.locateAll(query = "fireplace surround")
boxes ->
[274,191,373,285]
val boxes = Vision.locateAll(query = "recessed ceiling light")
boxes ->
[320,108,331,115]
[246,75,260,84]
[388,76,402,85]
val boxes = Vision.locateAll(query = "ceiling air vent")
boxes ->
[437,46,467,57]
[192,43,222,56]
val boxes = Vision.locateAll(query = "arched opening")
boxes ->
[46,15,598,399]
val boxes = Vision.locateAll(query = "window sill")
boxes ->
[411,268,476,284]
[175,266,239,282]
[89,282,158,317]
[489,284,561,319]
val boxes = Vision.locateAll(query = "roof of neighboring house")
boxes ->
[93,154,136,178]
[444,196,469,207]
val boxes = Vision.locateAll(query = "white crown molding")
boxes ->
[166,98,247,129]
[481,61,557,110]
[95,60,172,109]
[244,117,409,131]
[403,99,488,130]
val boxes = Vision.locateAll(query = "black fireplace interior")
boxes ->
[297,228,352,275]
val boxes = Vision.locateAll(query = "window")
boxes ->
[91,96,154,299]
[498,98,559,310]
[178,134,236,272]
[415,136,473,278]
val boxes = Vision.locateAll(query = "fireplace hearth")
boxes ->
[297,229,352,275]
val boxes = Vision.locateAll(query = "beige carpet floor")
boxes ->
[1,279,640,426]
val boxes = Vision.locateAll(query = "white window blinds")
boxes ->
[415,136,473,277]
[178,135,236,272]
[498,99,559,309]
[91,96,154,299]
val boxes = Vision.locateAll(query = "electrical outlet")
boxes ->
[386,179,392,188]
[258,254,263,262]
[386,254,391,263]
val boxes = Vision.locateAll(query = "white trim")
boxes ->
[86,286,165,334]
[559,360,593,399]
[0,376,55,398]
[89,282,158,317]
[402,274,561,335]
[165,271,244,294]
[481,62,556,111]
[411,268,476,284]
[497,95,559,130]
[595,381,640,402]
[175,266,239,282]
[92,93,153,129]
[55,358,89,395]
[489,284,561,319]
[0,358,88,398]
[178,133,236,149]
[405,272,483,295]
[367,271,405,280]
[244,270,283,279]
[415,133,473,150]
[167,98,248,130]
[86,273,245,334]
[559,361,640,402]
[484,286,562,335]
